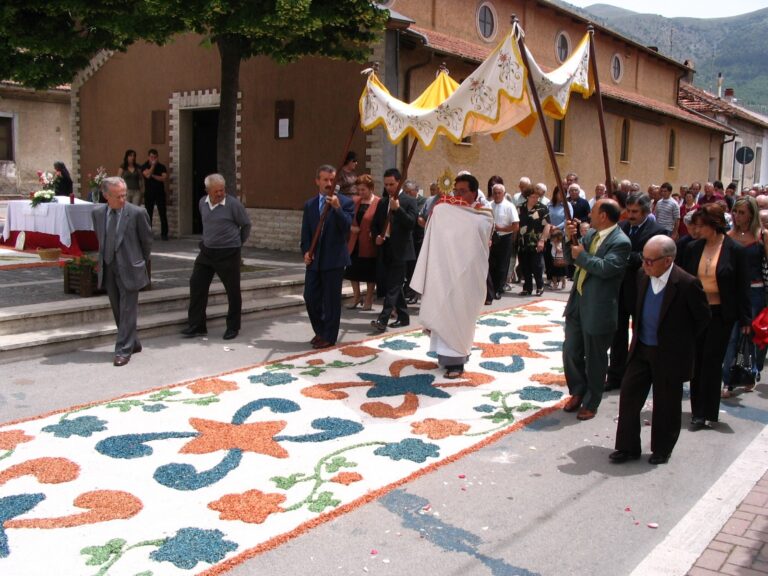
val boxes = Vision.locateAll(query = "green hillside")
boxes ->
[548,1,768,113]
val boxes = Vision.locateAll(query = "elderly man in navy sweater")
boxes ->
[181,174,252,340]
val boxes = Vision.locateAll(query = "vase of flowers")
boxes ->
[63,255,102,297]
[87,167,108,203]
[30,190,56,207]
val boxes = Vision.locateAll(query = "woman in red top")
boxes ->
[345,175,380,310]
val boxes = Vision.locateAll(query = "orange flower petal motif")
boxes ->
[518,324,559,333]
[187,378,239,395]
[306,358,325,366]
[530,372,567,386]
[180,418,289,458]
[411,418,470,440]
[521,304,550,312]
[0,430,34,451]
[330,472,363,485]
[474,342,546,359]
[209,489,286,524]
[340,345,380,357]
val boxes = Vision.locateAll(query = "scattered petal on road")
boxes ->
[647,522,659,529]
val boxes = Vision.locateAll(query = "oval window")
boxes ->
[611,53,624,83]
[477,3,497,41]
[555,31,571,63]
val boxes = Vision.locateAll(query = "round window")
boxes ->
[611,54,624,82]
[477,3,497,41]
[555,31,571,63]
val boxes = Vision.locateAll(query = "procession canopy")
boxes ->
[360,23,594,147]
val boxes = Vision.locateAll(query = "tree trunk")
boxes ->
[216,35,242,196]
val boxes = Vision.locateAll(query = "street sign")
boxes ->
[736,146,755,165]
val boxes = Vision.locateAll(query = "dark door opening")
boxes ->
[192,109,219,234]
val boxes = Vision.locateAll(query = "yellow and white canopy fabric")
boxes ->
[359,27,594,146]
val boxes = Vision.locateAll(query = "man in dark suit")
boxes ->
[300,164,355,349]
[610,236,710,465]
[92,177,153,366]
[370,168,418,332]
[606,193,667,390]
[563,199,631,420]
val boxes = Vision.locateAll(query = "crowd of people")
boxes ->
[92,151,767,470]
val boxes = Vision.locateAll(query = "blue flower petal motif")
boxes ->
[142,404,167,413]
[537,340,563,352]
[41,416,107,438]
[473,404,496,413]
[477,318,510,327]
[379,339,418,351]
[489,332,528,344]
[375,438,440,463]
[248,372,297,386]
[517,386,564,402]
[150,528,237,569]
[358,372,450,399]
[480,357,525,373]
[426,351,438,359]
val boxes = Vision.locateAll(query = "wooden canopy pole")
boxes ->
[306,108,361,263]
[512,16,572,226]
[587,25,613,193]
[382,137,419,238]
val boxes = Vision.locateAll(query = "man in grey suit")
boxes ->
[562,199,631,420]
[92,177,153,366]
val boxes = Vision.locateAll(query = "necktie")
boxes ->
[319,195,325,214]
[576,233,600,295]
[629,226,638,237]
[104,209,117,264]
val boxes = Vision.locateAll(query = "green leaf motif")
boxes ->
[268,363,295,371]
[182,396,219,406]
[106,400,143,413]
[516,402,537,412]
[485,411,515,424]
[134,572,153,576]
[307,491,340,513]
[148,390,180,401]
[326,360,353,368]
[486,391,504,403]
[270,473,305,490]
[325,456,356,473]
[81,538,126,566]
[300,367,325,377]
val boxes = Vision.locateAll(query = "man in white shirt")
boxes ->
[488,184,520,301]
[654,182,680,239]
[589,183,606,210]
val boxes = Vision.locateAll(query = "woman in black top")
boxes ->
[53,161,73,197]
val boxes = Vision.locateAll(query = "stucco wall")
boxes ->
[0,94,71,196]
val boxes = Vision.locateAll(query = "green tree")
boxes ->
[0,0,387,194]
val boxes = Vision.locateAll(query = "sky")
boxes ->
[564,0,768,18]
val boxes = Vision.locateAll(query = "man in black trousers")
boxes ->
[610,236,710,465]
[370,168,418,332]
[605,193,667,390]
[181,173,251,340]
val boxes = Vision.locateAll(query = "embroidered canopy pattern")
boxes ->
[0,301,566,576]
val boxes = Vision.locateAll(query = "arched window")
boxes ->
[620,119,630,163]
[477,3,497,41]
[555,32,571,63]
[668,129,676,169]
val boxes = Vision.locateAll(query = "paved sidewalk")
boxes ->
[689,472,768,575]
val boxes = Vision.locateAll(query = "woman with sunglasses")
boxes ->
[681,203,751,429]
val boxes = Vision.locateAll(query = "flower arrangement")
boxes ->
[30,189,56,207]
[87,167,107,190]
[63,254,99,273]
[37,170,57,191]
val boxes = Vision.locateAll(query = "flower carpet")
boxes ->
[0,247,69,270]
[0,300,566,576]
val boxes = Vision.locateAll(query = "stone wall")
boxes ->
[245,208,302,252]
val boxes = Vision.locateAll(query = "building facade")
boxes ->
[74,0,730,249]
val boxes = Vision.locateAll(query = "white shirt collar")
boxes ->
[650,264,673,294]
[205,195,226,210]
[597,223,617,240]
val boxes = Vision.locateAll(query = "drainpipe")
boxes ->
[720,133,736,182]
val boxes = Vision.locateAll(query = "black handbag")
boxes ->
[729,332,755,388]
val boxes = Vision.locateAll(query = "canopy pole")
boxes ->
[512,16,572,228]
[306,108,360,264]
[588,25,613,194]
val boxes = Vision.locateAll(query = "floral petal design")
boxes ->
[379,339,418,351]
[208,490,285,524]
[517,386,563,402]
[150,528,237,569]
[42,416,107,438]
[187,378,239,395]
[374,438,440,463]
[0,430,34,451]
[329,472,363,485]
[248,372,298,387]
[411,418,470,440]
[180,418,288,458]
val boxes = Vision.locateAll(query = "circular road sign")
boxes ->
[735,146,755,165]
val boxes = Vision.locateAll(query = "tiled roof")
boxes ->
[406,26,732,134]
[0,80,70,93]
[679,83,768,130]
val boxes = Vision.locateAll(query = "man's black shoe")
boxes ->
[648,453,670,465]
[604,381,621,392]
[609,450,641,463]
[495,292,503,300]
[181,326,208,338]
[223,329,238,340]
[389,320,410,329]
[370,320,387,333]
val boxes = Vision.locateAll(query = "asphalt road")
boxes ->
[1,289,766,576]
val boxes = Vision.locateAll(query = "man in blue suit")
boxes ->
[301,164,355,349]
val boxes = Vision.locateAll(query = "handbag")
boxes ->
[752,307,768,349]
[729,331,755,387]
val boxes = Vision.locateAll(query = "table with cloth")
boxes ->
[1,198,99,255]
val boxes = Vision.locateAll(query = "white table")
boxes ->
[2,198,96,247]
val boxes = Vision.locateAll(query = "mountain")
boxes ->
[547,1,768,113]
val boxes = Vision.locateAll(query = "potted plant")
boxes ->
[63,255,102,297]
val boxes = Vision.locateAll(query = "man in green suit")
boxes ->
[562,199,631,420]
